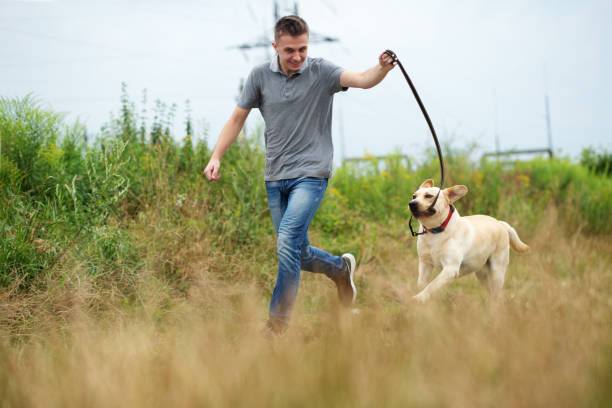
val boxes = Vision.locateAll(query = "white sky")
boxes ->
[1,0,610,162]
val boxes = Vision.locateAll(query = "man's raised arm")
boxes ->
[340,51,396,89]
[204,106,251,181]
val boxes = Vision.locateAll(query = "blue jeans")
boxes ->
[265,177,346,328]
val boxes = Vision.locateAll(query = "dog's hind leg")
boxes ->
[475,265,492,292]
[485,250,509,299]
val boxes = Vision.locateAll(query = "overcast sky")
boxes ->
[1,0,610,162]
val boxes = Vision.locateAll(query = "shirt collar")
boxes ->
[269,55,309,76]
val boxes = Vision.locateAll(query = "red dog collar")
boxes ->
[423,205,455,234]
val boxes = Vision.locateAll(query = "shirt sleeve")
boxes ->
[319,59,348,95]
[237,68,261,109]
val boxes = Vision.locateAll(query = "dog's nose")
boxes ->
[409,200,418,211]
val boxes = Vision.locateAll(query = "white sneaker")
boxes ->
[333,253,357,307]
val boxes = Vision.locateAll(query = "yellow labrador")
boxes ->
[409,179,530,303]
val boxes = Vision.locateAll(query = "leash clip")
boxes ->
[409,215,426,237]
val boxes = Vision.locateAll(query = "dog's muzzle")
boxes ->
[409,200,419,213]
[409,200,436,217]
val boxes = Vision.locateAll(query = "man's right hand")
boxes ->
[203,106,251,181]
[204,158,221,181]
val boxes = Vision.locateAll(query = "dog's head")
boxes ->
[409,179,468,219]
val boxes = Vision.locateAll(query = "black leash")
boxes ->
[383,50,445,237]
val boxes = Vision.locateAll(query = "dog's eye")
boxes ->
[412,194,416,199]
[425,194,433,198]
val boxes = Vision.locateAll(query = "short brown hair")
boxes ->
[274,15,309,42]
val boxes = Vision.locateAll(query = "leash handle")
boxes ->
[384,50,445,214]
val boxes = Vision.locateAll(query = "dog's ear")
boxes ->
[445,185,468,203]
[419,179,434,189]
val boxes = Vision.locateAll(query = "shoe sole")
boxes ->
[342,253,357,305]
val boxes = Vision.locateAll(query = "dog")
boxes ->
[409,179,530,303]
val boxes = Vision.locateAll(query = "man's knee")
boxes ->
[299,243,313,268]
[276,233,301,261]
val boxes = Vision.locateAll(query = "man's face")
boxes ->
[272,33,309,76]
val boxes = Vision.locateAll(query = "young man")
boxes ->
[204,15,396,334]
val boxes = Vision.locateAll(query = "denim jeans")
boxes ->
[265,177,346,328]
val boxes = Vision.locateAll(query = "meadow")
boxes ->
[1,94,611,407]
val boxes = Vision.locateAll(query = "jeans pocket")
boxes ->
[303,177,327,191]
[319,178,328,191]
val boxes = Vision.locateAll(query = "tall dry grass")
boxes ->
[1,207,610,408]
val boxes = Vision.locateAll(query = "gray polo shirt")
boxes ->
[237,56,347,181]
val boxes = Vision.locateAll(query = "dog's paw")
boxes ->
[412,293,429,304]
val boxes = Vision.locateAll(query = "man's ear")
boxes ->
[419,179,434,189]
[445,185,468,203]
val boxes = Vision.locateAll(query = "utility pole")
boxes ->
[492,87,500,157]
[482,70,555,161]
[543,66,554,157]
[544,92,553,155]
[230,1,339,58]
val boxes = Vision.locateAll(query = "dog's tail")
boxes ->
[499,221,530,253]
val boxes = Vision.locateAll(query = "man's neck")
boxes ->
[279,61,296,77]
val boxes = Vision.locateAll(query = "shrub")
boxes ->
[2,91,610,292]
[580,147,611,177]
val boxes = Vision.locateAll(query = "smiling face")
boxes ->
[272,33,309,76]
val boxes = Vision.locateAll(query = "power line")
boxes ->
[0,26,225,66]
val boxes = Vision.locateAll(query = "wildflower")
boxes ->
[381,171,390,178]
[517,174,530,188]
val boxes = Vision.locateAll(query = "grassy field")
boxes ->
[1,95,611,407]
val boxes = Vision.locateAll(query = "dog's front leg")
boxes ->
[413,265,460,303]
[417,260,434,291]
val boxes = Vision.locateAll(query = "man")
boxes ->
[204,15,396,334]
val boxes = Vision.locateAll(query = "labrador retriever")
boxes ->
[409,179,530,303]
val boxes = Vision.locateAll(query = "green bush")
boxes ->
[515,157,612,233]
[581,147,611,177]
[1,91,610,291]
[324,144,611,235]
